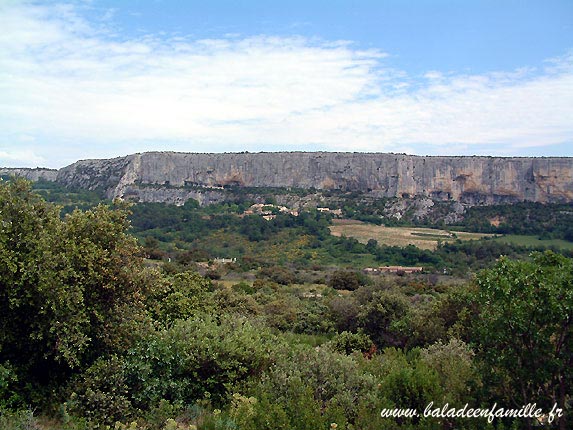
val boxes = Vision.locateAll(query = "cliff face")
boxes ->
[0,167,58,182]
[4,152,573,204]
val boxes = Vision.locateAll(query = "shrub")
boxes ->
[420,338,479,406]
[0,180,149,405]
[326,331,374,355]
[327,270,367,291]
[125,315,278,409]
[0,408,40,430]
[67,355,133,427]
[245,345,380,429]
[356,291,410,348]
[257,266,295,285]
[146,271,214,324]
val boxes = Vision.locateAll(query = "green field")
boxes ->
[491,234,573,250]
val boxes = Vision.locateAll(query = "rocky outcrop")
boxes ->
[56,155,134,193]
[4,152,573,204]
[0,167,58,182]
[120,185,227,206]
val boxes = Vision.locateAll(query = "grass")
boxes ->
[282,332,333,347]
[329,219,492,250]
[491,234,573,250]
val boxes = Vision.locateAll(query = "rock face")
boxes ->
[3,152,573,204]
[0,167,58,182]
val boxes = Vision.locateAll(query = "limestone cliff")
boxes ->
[3,152,573,204]
[0,167,58,182]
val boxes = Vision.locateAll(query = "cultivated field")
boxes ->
[329,219,492,250]
[491,234,573,250]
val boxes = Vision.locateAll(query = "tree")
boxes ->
[0,179,150,403]
[146,270,213,324]
[472,252,572,430]
[327,270,367,291]
[356,291,409,348]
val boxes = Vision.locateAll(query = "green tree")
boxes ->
[146,270,213,324]
[357,291,410,348]
[472,252,573,430]
[0,179,149,403]
[327,270,367,291]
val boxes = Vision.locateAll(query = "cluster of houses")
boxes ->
[242,204,343,220]
[242,203,299,220]
[195,257,237,270]
[364,266,424,275]
[316,207,343,216]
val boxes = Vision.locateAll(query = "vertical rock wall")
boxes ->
[4,152,572,204]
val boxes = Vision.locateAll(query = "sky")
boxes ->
[0,0,572,168]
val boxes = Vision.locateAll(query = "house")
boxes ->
[317,207,343,216]
[213,257,237,264]
[379,266,423,273]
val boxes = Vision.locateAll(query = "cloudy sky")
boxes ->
[1,0,572,168]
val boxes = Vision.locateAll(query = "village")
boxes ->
[242,203,343,220]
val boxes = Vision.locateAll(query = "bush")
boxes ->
[327,270,367,291]
[146,271,213,324]
[356,291,410,348]
[420,338,479,406]
[292,301,334,335]
[327,331,374,355]
[374,348,443,428]
[0,363,22,409]
[68,355,133,427]
[0,408,40,430]
[244,345,380,429]
[0,180,149,405]
[125,315,278,409]
[257,266,295,285]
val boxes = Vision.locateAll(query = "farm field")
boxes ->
[491,234,573,250]
[329,219,492,250]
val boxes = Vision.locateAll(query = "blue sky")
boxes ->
[0,0,572,168]
[98,0,572,74]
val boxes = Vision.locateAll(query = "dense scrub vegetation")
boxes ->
[1,179,571,429]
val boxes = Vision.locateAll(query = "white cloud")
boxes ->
[0,2,572,168]
[0,148,45,167]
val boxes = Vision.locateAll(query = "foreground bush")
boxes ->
[68,314,278,426]
[0,180,151,406]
